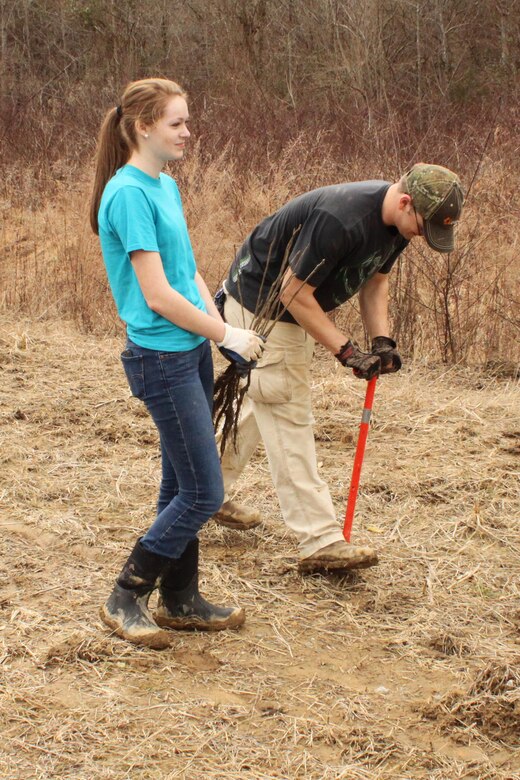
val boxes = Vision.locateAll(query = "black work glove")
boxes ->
[218,345,258,378]
[371,336,402,374]
[335,340,381,380]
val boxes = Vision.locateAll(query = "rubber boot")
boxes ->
[100,539,173,649]
[154,538,245,631]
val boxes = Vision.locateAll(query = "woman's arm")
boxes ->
[194,271,224,322]
[130,250,226,341]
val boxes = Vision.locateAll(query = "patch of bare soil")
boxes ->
[0,315,519,779]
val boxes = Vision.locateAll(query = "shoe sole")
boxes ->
[155,607,245,632]
[298,553,379,573]
[99,606,172,649]
[213,514,262,530]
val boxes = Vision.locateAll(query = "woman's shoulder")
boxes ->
[104,167,144,194]
[100,178,146,212]
[100,177,157,228]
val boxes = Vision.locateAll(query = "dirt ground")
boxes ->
[0,314,519,780]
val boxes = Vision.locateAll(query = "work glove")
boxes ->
[335,340,381,380]
[371,336,402,374]
[216,323,265,362]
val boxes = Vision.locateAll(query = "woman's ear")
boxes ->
[135,119,150,139]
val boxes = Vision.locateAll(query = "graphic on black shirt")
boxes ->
[230,254,252,285]
[334,251,384,305]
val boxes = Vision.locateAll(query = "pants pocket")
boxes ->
[121,350,146,399]
[247,352,292,404]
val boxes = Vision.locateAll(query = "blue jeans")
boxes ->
[120,339,224,559]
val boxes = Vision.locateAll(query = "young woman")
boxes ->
[90,78,264,648]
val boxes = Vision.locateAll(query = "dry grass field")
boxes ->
[0,314,518,779]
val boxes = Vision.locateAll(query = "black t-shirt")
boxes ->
[225,181,408,323]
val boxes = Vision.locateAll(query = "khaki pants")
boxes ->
[221,295,345,558]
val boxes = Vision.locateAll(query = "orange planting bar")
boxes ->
[343,376,377,542]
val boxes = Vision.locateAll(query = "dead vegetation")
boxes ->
[0,315,518,779]
[422,659,520,745]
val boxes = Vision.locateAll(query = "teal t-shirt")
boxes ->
[98,164,206,351]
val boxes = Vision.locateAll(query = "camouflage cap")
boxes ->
[404,163,464,253]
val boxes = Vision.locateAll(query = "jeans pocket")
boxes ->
[247,352,292,404]
[121,350,146,399]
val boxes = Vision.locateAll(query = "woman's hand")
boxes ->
[217,324,265,362]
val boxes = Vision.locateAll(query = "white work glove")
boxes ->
[216,323,264,362]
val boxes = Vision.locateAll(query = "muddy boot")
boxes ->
[154,538,245,631]
[100,539,173,649]
[298,540,379,574]
[213,500,262,530]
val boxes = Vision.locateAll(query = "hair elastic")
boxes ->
[116,105,123,118]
